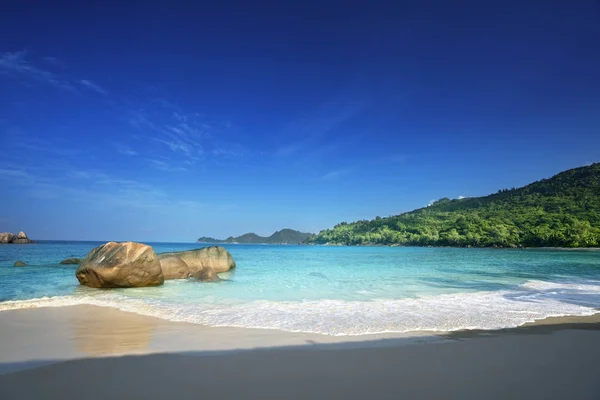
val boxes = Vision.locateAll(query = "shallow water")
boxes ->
[1,242,600,335]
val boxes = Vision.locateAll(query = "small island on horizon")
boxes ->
[198,229,313,245]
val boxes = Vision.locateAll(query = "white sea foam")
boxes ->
[1,279,599,336]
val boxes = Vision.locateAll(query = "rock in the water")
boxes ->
[158,246,235,280]
[60,257,84,265]
[1,231,32,244]
[157,255,191,280]
[190,267,220,282]
[0,232,16,244]
[193,246,236,273]
[75,242,164,288]
[14,261,27,267]
[14,231,33,244]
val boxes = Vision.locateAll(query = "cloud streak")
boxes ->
[2,166,196,209]
[0,50,76,91]
[0,168,34,180]
[126,106,210,165]
[2,51,248,175]
[322,169,351,180]
[274,98,367,157]
[79,79,108,95]
[114,143,138,156]
[0,50,108,96]
[150,159,187,172]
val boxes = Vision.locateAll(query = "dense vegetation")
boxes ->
[308,163,600,248]
[198,229,312,244]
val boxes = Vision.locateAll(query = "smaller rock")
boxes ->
[0,232,16,244]
[14,261,27,267]
[60,257,84,265]
[2,231,33,244]
[190,267,220,282]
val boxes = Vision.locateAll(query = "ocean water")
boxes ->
[1,242,600,335]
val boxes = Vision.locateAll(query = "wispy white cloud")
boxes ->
[458,195,466,199]
[274,99,367,157]
[79,79,107,95]
[9,167,185,209]
[0,168,34,180]
[150,159,187,172]
[0,50,76,91]
[211,142,248,158]
[127,107,207,163]
[127,110,158,130]
[113,143,138,156]
[0,50,109,96]
[155,137,194,154]
[120,93,249,169]
[322,169,351,180]
[11,138,82,157]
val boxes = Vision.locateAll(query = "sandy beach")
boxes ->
[1,306,599,399]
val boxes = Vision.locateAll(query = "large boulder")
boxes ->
[14,260,27,267]
[76,242,164,288]
[157,246,235,280]
[0,232,16,244]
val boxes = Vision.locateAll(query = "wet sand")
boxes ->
[1,306,600,399]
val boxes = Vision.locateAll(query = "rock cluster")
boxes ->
[0,231,33,244]
[76,242,235,288]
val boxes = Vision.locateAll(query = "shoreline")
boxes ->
[0,305,441,367]
[1,291,598,337]
[1,305,599,369]
[1,305,600,399]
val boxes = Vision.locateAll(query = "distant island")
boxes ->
[308,163,600,248]
[198,229,313,245]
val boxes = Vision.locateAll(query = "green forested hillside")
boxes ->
[308,163,600,248]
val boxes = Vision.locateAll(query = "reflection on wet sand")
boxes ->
[69,307,157,356]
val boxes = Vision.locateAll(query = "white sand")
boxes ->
[1,306,600,399]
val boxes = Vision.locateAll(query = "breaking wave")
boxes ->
[1,279,599,336]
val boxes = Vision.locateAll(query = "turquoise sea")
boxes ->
[1,242,600,335]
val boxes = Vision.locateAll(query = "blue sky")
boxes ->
[1,1,599,241]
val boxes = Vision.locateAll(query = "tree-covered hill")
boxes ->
[198,229,312,244]
[308,163,600,248]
